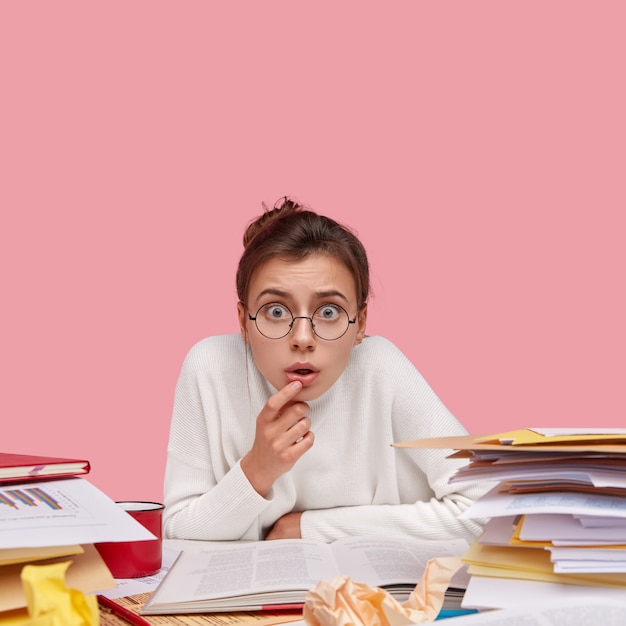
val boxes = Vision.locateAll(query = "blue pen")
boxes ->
[436,608,479,620]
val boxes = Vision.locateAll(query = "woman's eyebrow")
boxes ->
[254,288,290,304]
[253,288,350,304]
[315,290,349,303]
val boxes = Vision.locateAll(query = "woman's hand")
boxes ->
[241,381,314,497]
[265,511,303,540]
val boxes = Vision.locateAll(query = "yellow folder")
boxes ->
[0,545,83,567]
[463,540,626,589]
[394,433,626,454]
[474,429,626,446]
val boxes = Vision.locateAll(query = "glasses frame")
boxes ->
[247,303,357,341]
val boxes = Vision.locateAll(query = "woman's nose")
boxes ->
[289,316,316,348]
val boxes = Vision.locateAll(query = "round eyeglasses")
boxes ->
[248,303,357,341]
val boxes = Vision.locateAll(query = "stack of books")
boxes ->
[395,428,626,610]
[0,452,154,621]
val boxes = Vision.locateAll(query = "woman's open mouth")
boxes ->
[286,366,319,387]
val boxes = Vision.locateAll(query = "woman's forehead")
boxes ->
[248,254,357,304]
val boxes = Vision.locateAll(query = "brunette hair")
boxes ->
[236,197,370,309]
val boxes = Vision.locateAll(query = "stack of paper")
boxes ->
[395,428,626,610]
[0,475,156,619]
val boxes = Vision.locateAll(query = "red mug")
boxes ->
[95,501,164,578]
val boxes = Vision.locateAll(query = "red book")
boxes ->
[0,452,90,483]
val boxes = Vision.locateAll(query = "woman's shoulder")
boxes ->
[355,335,408,359]
[181,333,245,368]
[350,335,418,375]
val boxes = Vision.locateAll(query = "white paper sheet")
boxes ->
[452,596,626,625]
[519,513,626,543]
[0,477,155,548]
[99,546,181,598]
[462,576,626,610]
[477,516,519,546]
[459,485,626,521]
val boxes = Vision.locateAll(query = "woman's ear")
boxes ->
[237,302,249,343]
[354,305,368,345]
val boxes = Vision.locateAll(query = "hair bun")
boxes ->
[243,196,304,248]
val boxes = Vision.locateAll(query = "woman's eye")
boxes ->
[316,305,340,320]
[264,304,289,319]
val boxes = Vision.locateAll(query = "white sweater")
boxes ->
[163,334,488,543]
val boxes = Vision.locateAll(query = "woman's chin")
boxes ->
[292,380,329,402]
[296,389,323,402]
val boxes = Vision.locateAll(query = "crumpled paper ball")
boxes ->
[6,561,100,626]
[303,556,463,626]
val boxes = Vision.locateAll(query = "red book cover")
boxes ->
[0,452,90,483]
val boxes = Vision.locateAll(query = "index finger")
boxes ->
[263,381,303,419]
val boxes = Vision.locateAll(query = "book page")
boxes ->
[149,540,340,605]
[330,536,470,588]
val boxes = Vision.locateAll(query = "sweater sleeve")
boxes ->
[162,338,272,540]
[300,483,488,544]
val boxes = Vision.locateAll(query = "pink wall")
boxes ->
[2,2,624,502]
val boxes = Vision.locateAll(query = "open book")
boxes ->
[141,535,469,615]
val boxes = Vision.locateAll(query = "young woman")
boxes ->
[163,197,486,543]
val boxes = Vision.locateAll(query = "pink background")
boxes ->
[2,3,624,503]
